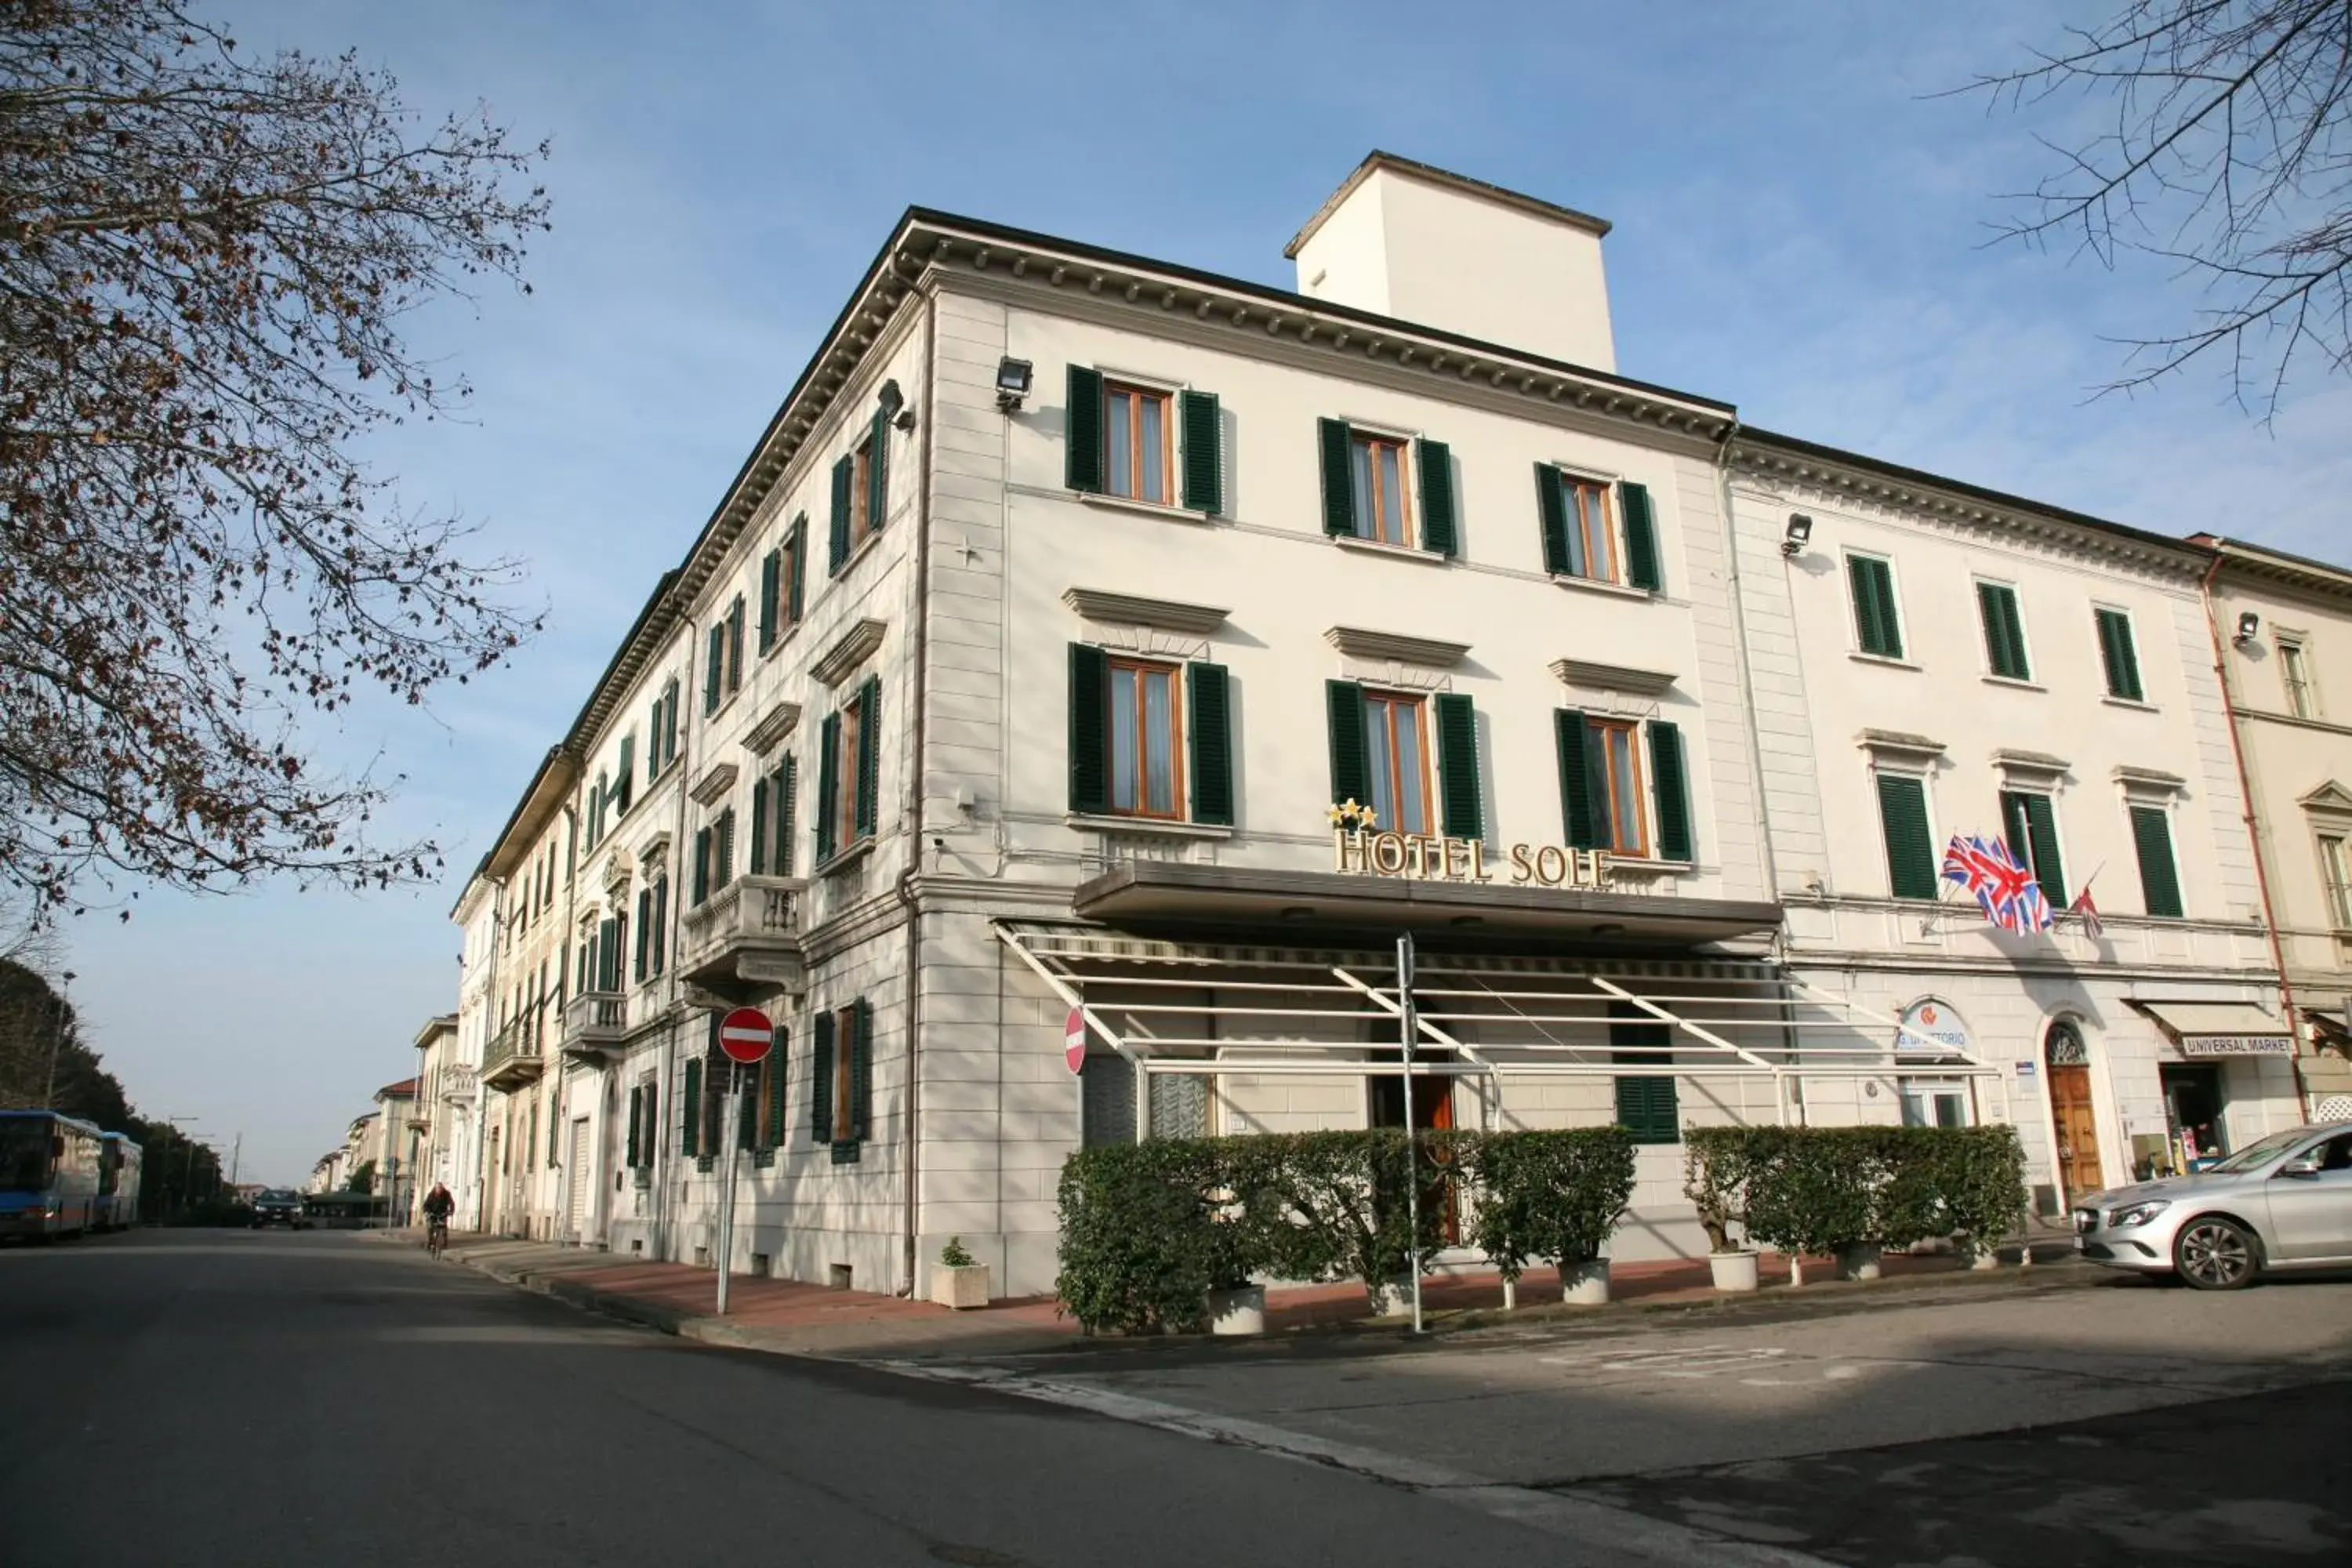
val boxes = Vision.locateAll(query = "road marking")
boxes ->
[861,1359,1838,1568]
[1541,1345,1795,1378]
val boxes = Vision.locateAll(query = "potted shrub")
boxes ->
[1744,1127,1878,1287]
[931,1236,989,1309]
[1683,1128,1762,1292]
[1940,1125,2030,1270]
[1468,1127,1636,1305]
[1201,1203,1266,1335]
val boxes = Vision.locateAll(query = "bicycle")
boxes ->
[426,1214,449,1260]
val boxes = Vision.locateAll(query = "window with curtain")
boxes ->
[1105,382,1171,505]
[1348,430,1413,547]
[1363,690,1429,836]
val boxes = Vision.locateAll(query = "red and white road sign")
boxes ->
[1064,1007,1087,1074]
[718,1007,775,1064]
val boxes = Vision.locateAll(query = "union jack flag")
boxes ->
[1942,833,2054,935]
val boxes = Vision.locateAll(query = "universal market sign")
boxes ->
[1327,803,1634,891]
[2178,1034,2292,1058]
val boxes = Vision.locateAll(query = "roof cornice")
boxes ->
[2194,534,2352,597]
[1734,428,2211,578]
[1283,150,1613,257]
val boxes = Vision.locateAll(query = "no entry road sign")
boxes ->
[1065,1007,1087,1074]
[718,1007,775,1064]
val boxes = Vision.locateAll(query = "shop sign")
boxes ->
[2177,1034,2292,1058]
[1327,804,1625,891]
[1896,998,1972,1055]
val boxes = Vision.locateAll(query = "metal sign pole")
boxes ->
[1397,933,1423,1335]
[716,1065,739,1316]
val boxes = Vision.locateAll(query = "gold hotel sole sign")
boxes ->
[1333,827,1624,891]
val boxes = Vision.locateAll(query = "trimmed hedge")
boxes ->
[1056,1128,1633,1333]
[1684,1124,2029,1258]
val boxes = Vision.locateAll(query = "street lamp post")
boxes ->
[166,1116,208,1221]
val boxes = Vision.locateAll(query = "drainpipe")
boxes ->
[898,291,940,1298]
[2199,551,2310,1115]
[659,628,696,1266]
[477,877,506,1232]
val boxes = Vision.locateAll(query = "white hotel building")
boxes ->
[439,154,2314,1294]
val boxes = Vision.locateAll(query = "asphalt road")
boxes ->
[0,1229,1756,1568]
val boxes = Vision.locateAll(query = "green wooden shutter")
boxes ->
[1433,691,1481,840]
[1877,774,1936,899]
[704,623,724,714]
[716,808,735,888]
[1849,556,1901,658]
[1415,439,1457,557]
[786,517,807,623]
[1536,463,1571,575]
[1318,418,1356,537]
[2019,792,2066,906]
[2097,609,2143,702]
[855,674,881,841]
[662,679,680,770]
[766,1028,789,1148]
[749,775,770,876]
[1065,365,1104,492]
[613,736,633,814]
[633,889,651,982]
[726,597,745,689]
[1186,662,1234,826]
[650,876,667,975]
[1179,390,1221,514]
[815,712,840,862]
[851,999,873,1141]
[1068,643,1109,814]
[1325,679,1370,806]
[1556,710,1602,849]
[691,826,711,905]
[1980,583,2030,679]
[1648,719,1693,862]
[829,456,853,575]
[866,412,889,534]
[758,549,780,653]
[1610,1007,1679,1143]
[735,1065,760,1152]
[776,754,797,876]
[2131,804,2183,917]
[811,1011,835,1142]
[626,1086,643,1167]
[681,1057,702,1158]
[1619,481,1662,591]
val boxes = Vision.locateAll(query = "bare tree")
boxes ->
[0,0,549,916]
[1971,1,2352,416]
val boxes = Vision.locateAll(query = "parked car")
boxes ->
[249,1189,309,1230]
[2074,1123,2352,1289]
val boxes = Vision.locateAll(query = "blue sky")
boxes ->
[56,2,2351,1184]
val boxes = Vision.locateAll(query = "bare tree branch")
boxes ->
[0,0,550,917]
[1962,0,2352,418]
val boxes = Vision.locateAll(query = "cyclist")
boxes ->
[420,1181,455,1258]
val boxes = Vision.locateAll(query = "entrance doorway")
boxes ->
[1369,1049,1457,1242]
[2160,1063,2228,1174]
[2044,1019,2104,1202]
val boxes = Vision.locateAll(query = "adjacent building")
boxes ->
[446,153,2326,1295]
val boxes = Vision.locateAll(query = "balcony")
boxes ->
[677,874,808,1001]
[480,1018,544,1091]
[561,989,629,1062]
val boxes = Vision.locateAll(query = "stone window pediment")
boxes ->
[1062,587,1229,636]
[1857,728,1947,766]
[812,618,887,688]
[1549,657,1675,697]
[1324,626,1469,669]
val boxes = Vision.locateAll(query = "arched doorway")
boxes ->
[2044,1018,2103,1201]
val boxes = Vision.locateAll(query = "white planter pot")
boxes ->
[931,1262,989,1310]
[1374,1281,1414,1317]
[1205,1285,1266,1336]
[1708,1250,1761,1293]
[1969,1243,2002,1271]
[1561,1258,1610,1306]
[1837,1243,1882,1282]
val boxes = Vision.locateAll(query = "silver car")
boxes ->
[2074,1122,2352,1290]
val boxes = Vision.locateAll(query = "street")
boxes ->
[4,1232,2346,1567]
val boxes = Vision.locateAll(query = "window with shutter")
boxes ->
[612,735,634,816]
[749,776,769,876]
[2130,804,2183,917]
[1556,709,1603,850]
[681,1057,702,1159]
[626,1085,643,1168]
[1610,1005,1679,1144]
[854,674,881,843]
[811,1011,835,1144]
[1876,773,1938,900]
[1588,717,1648,856]
[714,807,736,892]
[1536,465,1619,582]
[758,548,781,654]
[774,755,797,876]
[814,711,840,863]
[862,412,888,543]
[1416,439,1457,557]
[725,596,746,693]
[1977,582,2032,681]
[1318,418,1356,537]
[786,516,808,626]
[1326,678,1370,808]
[649,875,668,976]
[1065,365,1105,492]
[1648,720,1693,862]
[1104,380,1172,505]
[1069,644,1109,815]
[1998,789,2067,906]
[828,455,853,575]
[1105,656,1183,819]
[764,1027,789,1149]
[1619,481,1662,591]
[836,998,872,1163]
[633,888,651,982]
[1186,662,1234,826]
[1362,689,1431,836]
[2095,608,2143,702]
[1847,554,1904,659]
[704,622,724,715]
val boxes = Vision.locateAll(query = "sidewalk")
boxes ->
[407,1226,2090,1363]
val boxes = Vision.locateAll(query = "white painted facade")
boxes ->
[445,154,2317,1298]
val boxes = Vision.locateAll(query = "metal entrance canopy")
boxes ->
[995,920,2009,1134]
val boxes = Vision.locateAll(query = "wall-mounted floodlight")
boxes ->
[1781,513,1813,557]
[876,378,915,431]
[995,357,1033,412]
[2235,611,2261,645]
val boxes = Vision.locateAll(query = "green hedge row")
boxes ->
[1683,1124,2029,1258]
[1055,1128,1635,1334]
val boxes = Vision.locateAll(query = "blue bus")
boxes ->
[98,1131,143,1231]
[0,1110,104,1240]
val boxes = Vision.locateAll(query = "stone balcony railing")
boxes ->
[560,989,629,1061]
[480,1018,543,1090]
[677,873,808,1000]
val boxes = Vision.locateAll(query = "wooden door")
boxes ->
[2048,1065,2104,1200]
